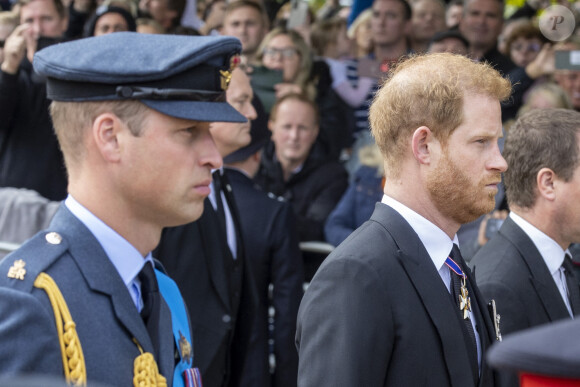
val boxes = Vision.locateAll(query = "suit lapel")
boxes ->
[457,252,496,386]
[221,170,245,261]
[199,199,231,310]
[500,218,570,321]
[49,207,153,353]
[372,205,476,387]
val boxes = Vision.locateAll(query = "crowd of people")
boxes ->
[1,0,580,385]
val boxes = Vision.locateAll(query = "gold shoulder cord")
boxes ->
[132,339,167,387]
[34,273,167,387]
[34,273,87,386]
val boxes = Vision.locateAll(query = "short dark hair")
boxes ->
[504,108,580,209]
[373,0,412,21]
[18,0,66,19]
[463,0,504,17]
[224,0,269,29]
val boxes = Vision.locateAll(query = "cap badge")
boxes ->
[45,232,62,245]
[219,55,241,91]
[7,259,26,280]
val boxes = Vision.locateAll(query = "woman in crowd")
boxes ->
[256,27,316,101]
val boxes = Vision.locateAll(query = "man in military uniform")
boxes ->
[0,32,245,386]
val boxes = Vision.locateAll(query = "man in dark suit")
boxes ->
[155,67,259,387]
[471,108,580,386]
[223,118,304,387]
[296,53,512,387]
[459,0,516,76]
[0,33,241,385]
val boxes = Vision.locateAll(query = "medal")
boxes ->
[459,277,472,320]
[445,256,472,319]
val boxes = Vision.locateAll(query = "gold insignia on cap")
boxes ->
[45,232,62,245]
[7,259,26,280]
[178,331,193,363]
[219,54,241,90]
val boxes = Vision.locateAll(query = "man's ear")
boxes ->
[411,126,437,165]
[92,113,123,163]
[537,167,557,201]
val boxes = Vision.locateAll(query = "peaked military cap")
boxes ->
[33,32,246,123]
[487,317,580,379]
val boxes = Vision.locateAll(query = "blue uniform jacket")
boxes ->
[0,205,180,386]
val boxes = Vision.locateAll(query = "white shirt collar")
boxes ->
[382,194,458,271]
[509,212,568,274]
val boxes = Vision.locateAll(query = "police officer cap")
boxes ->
[33,32,246,123]
[487,317,580,379]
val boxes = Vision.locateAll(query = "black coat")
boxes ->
[155,193,258,387]
[0,60,67,200]
[471,216,578,386]
[254,141,348,243]
[225,168,304,387]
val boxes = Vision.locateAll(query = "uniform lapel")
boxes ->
[375,205,476,387]
[500,218,570,321]
[49,207,154,354]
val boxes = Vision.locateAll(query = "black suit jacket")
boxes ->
[296,203,497,387]
[471,217,577,386]
[156,192,258,387]
[225,168,304,387]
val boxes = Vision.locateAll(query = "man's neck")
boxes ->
[278,157,304,182]
[374,40,409,62]
[69,182,161,256]
[470,43,494,62]
[410,39,429,54]
[511,206,569,250]
[385,176,460,239]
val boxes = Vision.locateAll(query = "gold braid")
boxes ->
[34,273,87,386]
[132,339,168,387]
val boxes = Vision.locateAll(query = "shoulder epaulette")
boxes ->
[0,231,69,292]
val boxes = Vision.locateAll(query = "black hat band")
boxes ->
[115,86,225,102]
[44,62,226,102]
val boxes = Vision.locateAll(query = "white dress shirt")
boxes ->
[209,168,237,259]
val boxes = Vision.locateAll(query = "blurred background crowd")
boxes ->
[2,0,580,383]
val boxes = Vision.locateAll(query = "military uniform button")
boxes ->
[45,232,62,245]
[222,314,231,323]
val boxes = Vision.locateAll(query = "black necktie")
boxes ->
[139,261,161,359]
[212,170,227,231]
[448,245,479,382]
[563,254,580,316]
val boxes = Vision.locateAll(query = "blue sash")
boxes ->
[155,269,203,387]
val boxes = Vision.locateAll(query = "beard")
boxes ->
[426,150,499,225]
